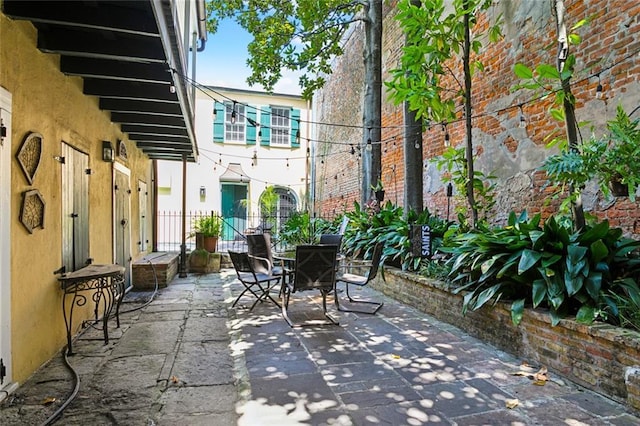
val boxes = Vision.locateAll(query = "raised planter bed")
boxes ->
[371,268,640,413]
[132,252,179,290]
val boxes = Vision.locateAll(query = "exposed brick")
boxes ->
[314,0,640,238]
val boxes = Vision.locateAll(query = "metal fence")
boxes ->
[157,210,333,253]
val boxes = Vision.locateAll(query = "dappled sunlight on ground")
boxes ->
[224,273,639,425]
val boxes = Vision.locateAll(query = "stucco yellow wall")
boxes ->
[1,16,154,383]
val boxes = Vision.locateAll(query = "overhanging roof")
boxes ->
[2,0,204,162]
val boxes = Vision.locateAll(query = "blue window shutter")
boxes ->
[290,108,300,147]
[213,102,225,143]
[260,106,271,146]
[246,107,257,145]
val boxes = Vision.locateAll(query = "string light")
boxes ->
[230,101,237,124]
[172,44,640,141]
[596,74,603,99]
[518,104,527,128]
[169,85,176,93]
[350,145,356,155]
[366,127,372,152]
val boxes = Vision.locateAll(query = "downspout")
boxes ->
[196,0,207,52]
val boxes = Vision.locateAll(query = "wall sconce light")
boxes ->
[102,141,114,162]
[199,186,206,198]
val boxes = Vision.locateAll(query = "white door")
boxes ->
[114,162,132,288]
[0,87,14,396]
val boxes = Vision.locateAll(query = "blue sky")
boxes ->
[196,18,303,95]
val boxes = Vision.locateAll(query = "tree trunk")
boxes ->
[361,0,383,205]
[555,0,585,230]
[404,0,424,215]
[463,0,478,227]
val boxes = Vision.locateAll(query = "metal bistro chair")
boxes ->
[319,233,343,248]
[281,244,340,327]
[335,242,384,314]
[246,233,284,282]
[229,251,281,311]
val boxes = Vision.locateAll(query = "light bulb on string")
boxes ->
[286,158,290,168]
[518,104,527,129]
[444,132,450,146]
[366,138,372,152]
[350,145,356,155]
[415,141,420,150]
[295,128,300,143]
[230,101,237,124]
[596,74,603,99]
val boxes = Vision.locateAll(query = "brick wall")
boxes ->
[314,0,640,236]
[371,268,640,413]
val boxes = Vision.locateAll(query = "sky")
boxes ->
[196,18,303,95]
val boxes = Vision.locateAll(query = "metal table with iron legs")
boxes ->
[58,264,125,355]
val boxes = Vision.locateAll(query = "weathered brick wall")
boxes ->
[371,269,640,412]
[314,0,640,235]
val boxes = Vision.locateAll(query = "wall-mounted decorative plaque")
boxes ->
[20,189,45,233]
[16,132,43,185]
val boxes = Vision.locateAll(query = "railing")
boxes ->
[156,210,341,253]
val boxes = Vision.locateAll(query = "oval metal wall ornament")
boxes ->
[20,189,45,234]
[16,132,43,185]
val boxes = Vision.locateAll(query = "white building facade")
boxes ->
[157,87,311,243]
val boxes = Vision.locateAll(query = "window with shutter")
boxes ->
[270,106,290,146]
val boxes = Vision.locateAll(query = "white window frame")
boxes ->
[270,106,290,146]
[224,101,246,142]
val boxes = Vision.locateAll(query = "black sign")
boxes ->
[411,225,432,259]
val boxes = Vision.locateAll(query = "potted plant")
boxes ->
[542,105,640,205]
[193,214,222,252]
[597,104,640,201]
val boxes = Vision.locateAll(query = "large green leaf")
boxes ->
[472,284,503,310]
[514,63,533,79]
[584,273,602,301]
[511,298,525,325]
[532,278,547,307]
[575,305,596,324]
[564,270,583,296]
[518,249,542,274]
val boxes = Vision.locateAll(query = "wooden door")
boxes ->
[114,163,131,289]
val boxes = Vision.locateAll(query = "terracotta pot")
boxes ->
[203,236,218,253]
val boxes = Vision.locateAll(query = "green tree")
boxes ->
[206,0,383,205]
[386,0,501,227]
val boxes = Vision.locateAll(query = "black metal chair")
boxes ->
[246,233,284,279]
[319,233,343,248]
[281,244,340,327]
[229,251,281,311]
[335,242,384,314]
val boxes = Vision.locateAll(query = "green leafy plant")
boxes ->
[278,211,334,248]
[434,146,496,225]
[598,105,640,201]
[542,105,640,205]
[341,201,452,271]
[443,211,640,326]
[193,214,222,237]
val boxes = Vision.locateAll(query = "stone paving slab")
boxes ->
[1,268,639,426]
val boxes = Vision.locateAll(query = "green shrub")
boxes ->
[341,201,452,271]
[443,211,640,326]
